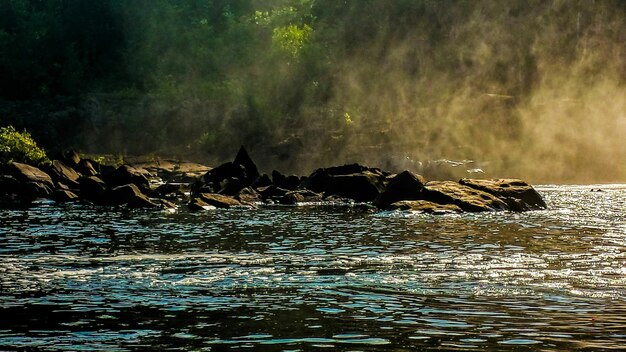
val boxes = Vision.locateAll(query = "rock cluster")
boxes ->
[0,152,173,208]
[0,146,547,213]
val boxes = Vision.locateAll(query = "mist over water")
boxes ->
[17,0,622,183]
[321,1,626,183]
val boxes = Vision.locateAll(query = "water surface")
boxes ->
[1,185,625,351]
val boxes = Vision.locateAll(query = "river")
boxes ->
[1,185,625,351]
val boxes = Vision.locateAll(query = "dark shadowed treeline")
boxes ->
[1,0,624,181]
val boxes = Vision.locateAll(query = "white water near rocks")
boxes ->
[1,185,625,351]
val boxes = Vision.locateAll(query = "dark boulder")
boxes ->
[51,189,79,203]
[422,181,509,212]
[324,171,386,202]
[7,162,54,198]
[106,164,150,190]
[77,159,99,176]
[459,178,547,211]
[9,162,54,189]
[252,174,272,188]
[79,175,108,202]
[324,163,372,175]
[49,160,81,188]
[110,184,159,208]
[219,177,245,196]
[300,164,387,198]
[373,171,427,209]
[199,162,245,193]
[272,170,300,190]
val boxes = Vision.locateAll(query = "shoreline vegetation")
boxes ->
[0,128,546,213]
[1,1,624,183]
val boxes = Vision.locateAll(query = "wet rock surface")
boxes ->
[0,146,546,214]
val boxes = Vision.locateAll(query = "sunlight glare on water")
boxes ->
[1,185,625,351]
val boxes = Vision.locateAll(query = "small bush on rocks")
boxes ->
[0,126,50,166]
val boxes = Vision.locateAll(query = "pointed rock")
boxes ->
[233,146,260,183]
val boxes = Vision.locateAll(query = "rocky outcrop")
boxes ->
[0,147,546,214]
[458,178,547,211]
[421,181,509,212]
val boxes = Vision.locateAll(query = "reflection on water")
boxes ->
[1,185,625,351]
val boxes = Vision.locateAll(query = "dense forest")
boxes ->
[0,0,624,181]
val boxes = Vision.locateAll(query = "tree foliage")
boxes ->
[0,0,624,179]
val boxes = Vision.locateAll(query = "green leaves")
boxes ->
[0,126,50,166]
[272,23,313,57]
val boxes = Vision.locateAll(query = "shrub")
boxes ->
[0,126,50,166]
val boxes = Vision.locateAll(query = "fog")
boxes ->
[87,0,625,183]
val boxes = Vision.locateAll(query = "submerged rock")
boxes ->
[196,193,242,208]
[388,200,462,214]
[188,197,216,211]
[277,189,323,205]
